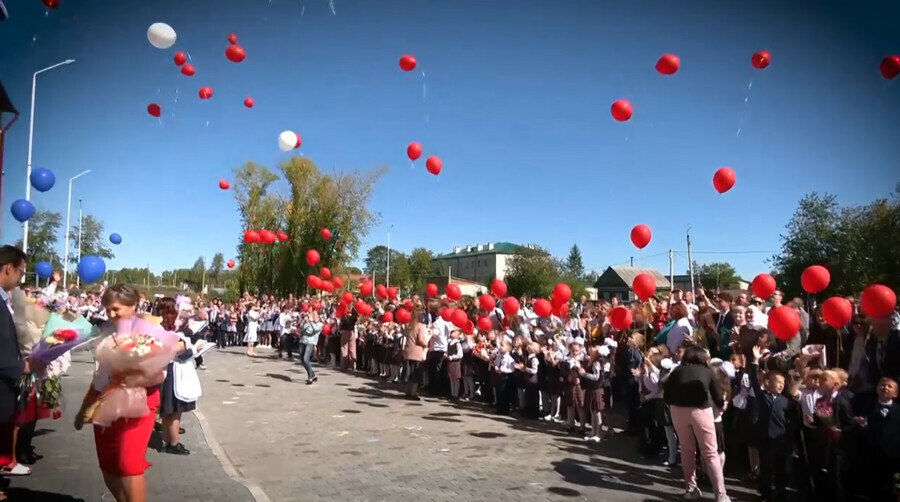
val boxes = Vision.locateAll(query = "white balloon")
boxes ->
[278,131,298,152]
[147,23,177,49]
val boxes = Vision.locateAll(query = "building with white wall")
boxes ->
[431,242,525,284]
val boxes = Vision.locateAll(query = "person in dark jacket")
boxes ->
[864,377,900,502]
[663,345,730,502]
[749,345,789,502]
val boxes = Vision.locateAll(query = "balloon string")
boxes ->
[736,77,754,138]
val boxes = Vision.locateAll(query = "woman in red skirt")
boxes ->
[74,285,162,502]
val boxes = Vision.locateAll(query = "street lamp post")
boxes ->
[386,224,394,288]
[62,169,90,289]
[76,199,83,288]
[22,59,75,256]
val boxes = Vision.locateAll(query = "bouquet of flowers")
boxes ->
[83,316,180,426]
[814,396,841,443]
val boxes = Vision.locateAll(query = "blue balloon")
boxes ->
[35,261,53,279]
[10,199,35,223]
[109,233,122,245]
[77,255,106,284]
[30,167,56,193]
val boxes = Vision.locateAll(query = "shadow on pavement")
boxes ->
[5,488,86,502]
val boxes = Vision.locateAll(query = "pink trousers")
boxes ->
[669,405,727,500]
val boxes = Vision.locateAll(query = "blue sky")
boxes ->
[1,0,898,279]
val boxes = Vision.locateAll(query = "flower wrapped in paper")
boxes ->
[84,316,180,426]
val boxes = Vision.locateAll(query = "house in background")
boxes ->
[430,242,526,283]
[670,274,750,293]
[424,276,488,298]
[593,266,671,302]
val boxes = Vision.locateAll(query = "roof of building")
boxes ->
[595,265,671,289]
[0,78,16,115]
[433,242,525,259]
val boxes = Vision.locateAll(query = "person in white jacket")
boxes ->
[156,298,203,456]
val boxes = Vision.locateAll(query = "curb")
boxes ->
[193,409,272,502]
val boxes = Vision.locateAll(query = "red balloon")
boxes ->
[174,52,187,66]
[276,231,288,242]
[630,224,652,249]
[381,311,394,323]
[181,64,195,77]
[801,265,830,294]
[452,309,468,328]
[440,308,453,322]
[225,45,246,63]
[860,284,896,318]
[502,297,520,316]
[199,86,213,99]
[226,259,235,269]
[554,302,569,318]
[407,142,422,161]
[821,297,852,329]
[395,308,412,324]
[334,304,347,317]
[332,276,343,289]
[353,299,367,314]
[445,283,461,301]
[655,54,680,75]
[387,286,398,300]
[533,298,552,318]
[403,299,414,311]
[322,324,332,335]
[881,55,900,80]
[360,281,373,296]
[243,230,260,243]
[321,280,335,293]
[553,283,572,304]
[768,306,799,341]
[425,156,442,176]
[751,273,777,300]
[321,228,331,240]
[218,179,229,190]
[476,316,492,332]
[147,103,161,117]
[463,320,475,335]
[260,230,276,244]
[376,284,388,299]
[341,291,354,304]
[713,167,736,194]
[425,283,438,297]
[609,306,633,331]
[306,249,320,266]
[751,50,771,69]
[244,97,254,108]
[307,275,323,289]
[227,33,238,45]
[42,0,59,9]
[611,99,633,122]
[320,267,331,279]
[479,294,496,312]
[632,273,657,301]
[490,279,507,297]
[399,54,417,72]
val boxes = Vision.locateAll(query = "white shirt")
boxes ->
[429,319,450,352]
[496,353,516,374]
[279,312,293,335]
[666,318,692,355]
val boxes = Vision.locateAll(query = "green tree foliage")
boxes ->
[189,256,206,291]
[691,262,741,290]
[407,247,434,291]
[505,246,559,298]
[68,214,114,262]
[234,157,384,296]
[16,210,62,272]
[364,245,411,288]
[771,186,900,298]
[565,244,585,280]
[209,253,225,286]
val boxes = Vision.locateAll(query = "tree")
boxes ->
[364,245,411,288]
[771,186,900,298]
[67,214,114,262]
[565,244,585,280]
[209,253,225,286]
[505,246,559,298]
[407,247,434,291]
[188,256,205,291]
[691,262,741,290]
[15,210,62,272]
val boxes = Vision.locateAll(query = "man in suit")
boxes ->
[0,246,45,481]
[866,314,900,384]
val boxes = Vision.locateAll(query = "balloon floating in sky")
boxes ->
[147,103,161,117]
[751,50,770,69]
[42,0,59,9]
[147,22,177,49]
[880,55,900,80]
[77,255,106,284]
[860,284,896,318]
[30,167,56,192]
[227,33,237,45]
[278,131,300,152]
[655,54,680,75]
[219,179,230,190]
[399,54,417,72]
[10,199,34,223]
[198,86,213,99]
[407,142,422,161]
[630,224,651,249]
[225,45,246,63]
[180,64,195,76]
[226,259,235,269]
[425,156,442,176]
[109,233,122,245]
[306,249,320,266]
[611,99,632,122]
[243,97,254,108]
[321,228,331,240]
[173,52,186,66]
[713,167,736,193]
[35,261,53,279]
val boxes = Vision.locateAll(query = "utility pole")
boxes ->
[630,256,634,267]
[686,229,695,296]
[668,249,674,291]
[146,265,150,288]
[76,199,83,289]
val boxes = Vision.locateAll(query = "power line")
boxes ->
[690,250,777,255]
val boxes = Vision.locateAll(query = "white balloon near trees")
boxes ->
[278,130,299,152]
[147,22,177,49]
